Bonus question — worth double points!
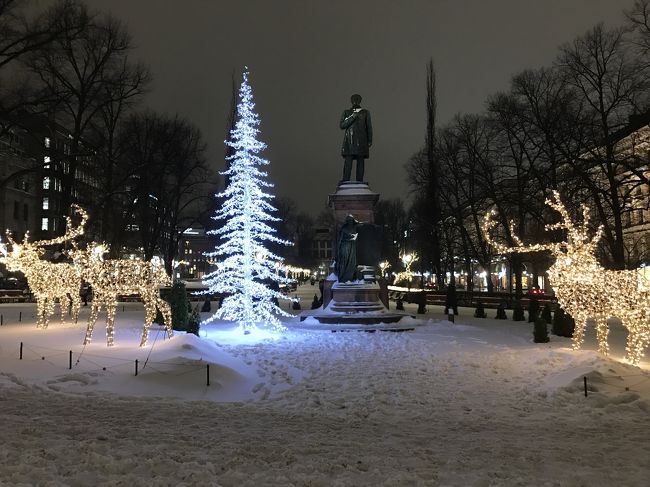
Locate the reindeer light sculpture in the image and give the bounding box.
[69,240,173,347]
[1,206,87,329]
[483,191,650,365]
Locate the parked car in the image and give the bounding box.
[527,287,551,297]
[280,280,298,293]
[2,277,21,289]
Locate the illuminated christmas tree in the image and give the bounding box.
[202,68,291,333]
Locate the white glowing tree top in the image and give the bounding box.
[202,68,291,332]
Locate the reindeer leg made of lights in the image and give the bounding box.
[69,290,81,324]
[624,318,647,365]
[139,296,158,347]
[595,315,610,356]
[624,325,641,365]
[84,297,102,345]
[157,296,173,339]
[570,311,589,351]
[43,296,55,330]
[35,295,46,329]
[105,296,118,347]
[59,294,70,322]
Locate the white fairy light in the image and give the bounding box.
[483,191,650,365]
[2,206,88,329]
[202,68,292,333]
[69,235,173,346]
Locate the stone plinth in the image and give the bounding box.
[328,181,379,226]
[300,281,413,324]
[328,282,385,313]
[299,179,410,325]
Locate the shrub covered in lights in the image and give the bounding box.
[484,191,650,365]
[202,68,292,333]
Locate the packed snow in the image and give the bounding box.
[0,285,649,486]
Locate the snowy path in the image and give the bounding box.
[0,295,649,485]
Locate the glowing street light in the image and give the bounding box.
[378,260,390,278]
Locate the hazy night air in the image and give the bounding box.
[87,0,633,215]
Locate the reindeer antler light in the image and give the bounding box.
[31,205,88,248]
[483,192,650,365]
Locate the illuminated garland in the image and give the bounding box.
[1,205,88,329]
[70,243,173,347]
[483,191,650,365]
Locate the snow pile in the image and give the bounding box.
[0,295,649,485]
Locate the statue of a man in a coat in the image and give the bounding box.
[340,94,372,182]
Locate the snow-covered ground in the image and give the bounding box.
[1,286,649,486]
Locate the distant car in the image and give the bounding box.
[3,277,20,289]
[280,280,298,293]
[527,288,548,297]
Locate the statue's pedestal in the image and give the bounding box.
[328,282,385,313]
[300,281,412,324]
[298,180,411,325]
[328,181,379,226]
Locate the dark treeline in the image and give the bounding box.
[405,1,650,295]
[0,0,216,273]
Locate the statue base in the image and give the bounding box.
[328,181,379,226]
[300,281,413,324]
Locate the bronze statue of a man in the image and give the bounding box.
[340,94,372,182]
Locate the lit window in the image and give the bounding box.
[42,197,49,210]
[43,177,50,190]
[41,218,48,231]
[44,137,50,148]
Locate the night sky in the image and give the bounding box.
[85,0,633,216]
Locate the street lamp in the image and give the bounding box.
[378,260,390,279]
[400,252,418,291]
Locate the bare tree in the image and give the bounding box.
[0,0,86,123]
[0,0,87,192]
[118,111,213,271]
[558,23,649,268]
[25,5,139,231]
[92,57,150,241]
[374,198,408,270]
[424,59,443,287]
[626,0,650,61]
